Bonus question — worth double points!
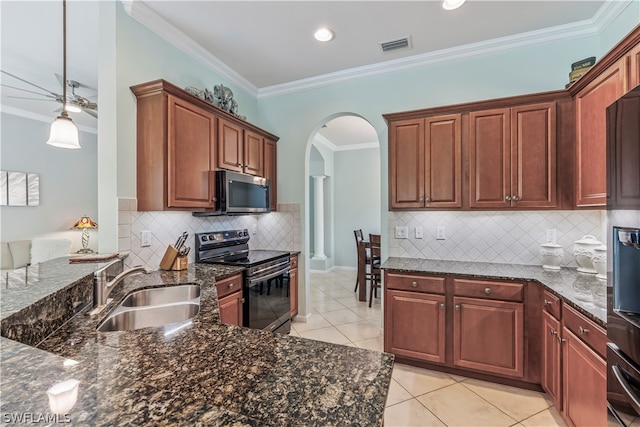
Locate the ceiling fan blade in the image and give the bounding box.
[1,70,60,97]
[82,108,98,118]
[1,83,59,99]
[7,95,57,102]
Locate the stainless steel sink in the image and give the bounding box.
[97,302,200,332]
[120,285,200,307]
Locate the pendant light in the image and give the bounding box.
[46,0,80,149]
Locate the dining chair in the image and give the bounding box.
[353,229,370,292]
[368,233,381,307]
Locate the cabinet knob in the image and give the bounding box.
[484,287,492,295]
[512,195,520,202]
[549,328,557,336]
[505,195,512,201]
[578,326,590,335]
[543,299,551,306]
[425,197,431,203]
[419,197,424,202]
[440,303,446,310]
[411,281,418,288]
[557,336,566,343]
[228,283,234,288]
[212,197,217,202]
[455,304,461,311]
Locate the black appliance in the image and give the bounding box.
[193,170,270,216]
[195,229,291,334]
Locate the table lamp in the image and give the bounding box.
[71,215,97,254]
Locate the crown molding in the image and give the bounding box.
[1,105,98,135]
[314,133,378,152]
[121,0,631,101]
[120,0,259,98]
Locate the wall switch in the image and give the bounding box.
[140,230,152,247]
[415,227,424,239]
[436,227,446,240]
[546,229,557,244]
[395,226,409,239]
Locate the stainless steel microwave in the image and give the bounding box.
[194,170,270,216]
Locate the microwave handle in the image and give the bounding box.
[612,364,640,415]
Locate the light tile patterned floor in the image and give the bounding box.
[291,269,569,427]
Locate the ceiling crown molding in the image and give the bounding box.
[120,0,259,98]
[314,133,379,152]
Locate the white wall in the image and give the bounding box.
[0,113,98,251]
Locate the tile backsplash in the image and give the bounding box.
[118,198,300,268]
[389,210,605,268]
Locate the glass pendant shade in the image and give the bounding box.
[46,114,80,149]
[442,0,466,10]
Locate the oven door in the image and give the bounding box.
[608,343,640,421]
[244,265,291,333]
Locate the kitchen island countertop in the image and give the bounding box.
[1,261,393,426]
[381,257,607,326]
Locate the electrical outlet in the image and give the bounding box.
[395,226,409,239]
[436,227,446,240]
[252,224,258,235]
[415,227,424,239]
[546,229,557,243]
[140,230,152,247]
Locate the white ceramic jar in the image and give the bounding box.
[591,245,607,281]
[540,243,563,270]
[573,235,602,274]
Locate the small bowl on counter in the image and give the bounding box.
[540,243,563,271]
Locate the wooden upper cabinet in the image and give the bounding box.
[217,118,244,173]
[244,130,265,177]
[388,115,461,209]
[264,138,278,211]
[167,96,216,209]
[628,43,640,89]
[469,108,511,208]
[469,103,557,209]
[575,58,627,207]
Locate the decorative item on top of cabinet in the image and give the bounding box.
[289,255,298,318]
[468,102,557,209]
[387,114,462,209]
[216,274,243,326]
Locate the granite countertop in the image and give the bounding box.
[381,257,607,326]
[1,262,393,426]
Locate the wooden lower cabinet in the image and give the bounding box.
[562,327,607,427]
[385,289,446,363]
[541,310,562,409]
[289,255,299,318]
[453,296,524,378]
[218,291,243,326]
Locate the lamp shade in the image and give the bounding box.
[46,115,80,149]
[71,216,98,229]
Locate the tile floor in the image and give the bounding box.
[290,269,570,427]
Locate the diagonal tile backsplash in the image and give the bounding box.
[118,198,300,268]
[389,210,605,268]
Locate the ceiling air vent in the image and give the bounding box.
[380,36,412,53]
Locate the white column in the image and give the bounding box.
[312,175,327,260]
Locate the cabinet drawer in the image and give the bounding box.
[562,304,607,358]
[542,290,561,320]
[453,279,524,302]
[290,255,298,269]
[385,273,445,294]
[215,273,243,299]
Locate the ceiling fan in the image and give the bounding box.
[1,69,98,118]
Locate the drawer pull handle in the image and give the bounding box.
[411,281,418,288]
[578,326,589,335]
[484,287,492,295]
[455,304,460,311]
[557,336,566,343]
[543,299,551,306]
[549,329,557,336]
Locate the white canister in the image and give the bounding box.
[591,245,607,281]
[573,235,602,274]
[540,243,563,270]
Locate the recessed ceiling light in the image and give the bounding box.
[442,0,466,10]
[314,27,334,42]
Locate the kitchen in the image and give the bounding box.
[2,1,640,426]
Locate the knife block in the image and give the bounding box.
[159,245,179,270]
[170,256,188,271]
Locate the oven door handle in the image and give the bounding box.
[247,267,290,286]
[612,364,640,415]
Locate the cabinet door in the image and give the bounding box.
[219,291,243,326]
[575,59,627,207]
[453,296,524,378]
[217,118,244,172]
[468,109,511,208]
[167,95,216,208]
[425,114,462,208]
[628,43,640,89]
[608,92,640,208]
[384,289,446,363]
[541,311,562,410]
[289,266,298,318]
[244,130,264,176]
[264,138,278,211]
[389,119,425,209]
[511,102,557,208]
[562,327,607,427]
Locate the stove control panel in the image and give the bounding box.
[195,229,250,248]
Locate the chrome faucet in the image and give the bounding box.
[93,263,154,307]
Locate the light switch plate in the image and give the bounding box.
[252,224,258,235]
[546,229,557,243]
[415,227,424,239]
[395,226,409,239]
[436,227,446,240]
[140,230,152,247]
